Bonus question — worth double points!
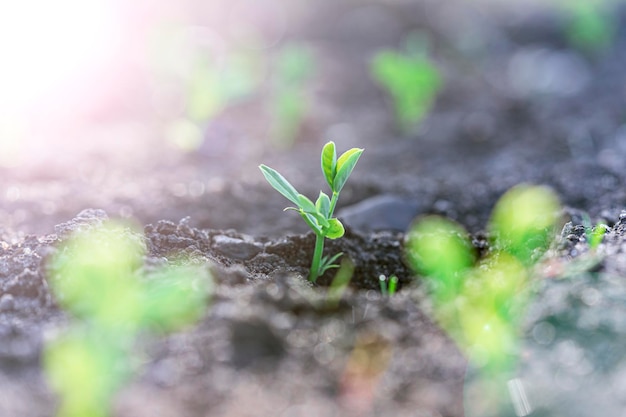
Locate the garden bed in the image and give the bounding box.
[2,1,626,416]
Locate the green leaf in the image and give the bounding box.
[297,194,317,214]
[405,216,474,303]
[333,148,363,193]
[297,194,329,228]
[320,252,343,275]
[316,192,331,218]
[321,141,337,190]
[324,218,345,239]
[259,164,300,206]
[489,185,560,265]
[300,211,323,234]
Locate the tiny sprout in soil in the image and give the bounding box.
[379,274,399,296]
[370,33,442,133]
[260,141,363,282]
[581,212,609,250]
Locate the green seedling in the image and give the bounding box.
[581,212,608,250]
[561,0,617,53]
[150,25,263,151]
[260,141,363,282]
[270,44,315,149]
[166,49,262,152]
[45,222,210,417]
[187,50,261,123]
[370,37,442,132]
[379,274,399,296]
[587,224,608,249]
[489,185,561,266]
[406,185,561,414]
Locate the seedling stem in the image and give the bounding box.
[260,141,363,282]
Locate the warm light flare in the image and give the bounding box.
[0,0,120,114]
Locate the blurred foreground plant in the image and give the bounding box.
[561,0,617,54]
[370,33,442,133]
[260,141,363,282]
[405,185,560,415]
[45,222,211,417]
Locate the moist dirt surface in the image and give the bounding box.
[2,1,626,416]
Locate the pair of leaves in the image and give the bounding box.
[259,163,344,238]
[319,252,344,275]
[259,141,362,239]
[321,141,364,194]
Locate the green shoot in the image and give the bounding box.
[45,222,210,417]
[370,37,442,132]
[581,212,608,250]
[561,0,616,53]
[588,225,608,249]
[489,185,561,266]
[379,274,399,296]
[260,141,363,282]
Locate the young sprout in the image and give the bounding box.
[370,34,442,133]
[260,141,363,282]
[379,274,399,296]
[45,222,211,417]
[581,212,608,250]
[489,185,561,266]
[562,1,616,53]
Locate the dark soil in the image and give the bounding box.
[3,1,626,416]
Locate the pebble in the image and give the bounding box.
[212,235,263,260]
[0,294,14,311]
[338,194,421,232]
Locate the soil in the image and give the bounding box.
[2,1,626,416]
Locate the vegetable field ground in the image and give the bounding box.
[2,1,626,416]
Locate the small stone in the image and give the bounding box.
[338,195,421,232]
[0,294,14,311]
[211,264,249,285]
[212,235,263,260]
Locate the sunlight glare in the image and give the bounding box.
[0,0,120,114]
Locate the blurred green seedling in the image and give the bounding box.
[167,49,262,151]
[406,185,560,414]
[587,223,609,249]
[45,331,128,417]
[187,50,262,123]
[405,185,560,370]
[45,222,211,417]
[260,141,363,282]
[561,0,617,53]
[326,257,355,308]
[370,35,442,133]
[150,25,263,151]
[489,185,561,266]
[270,44,315,149]
[581,212,609,250]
